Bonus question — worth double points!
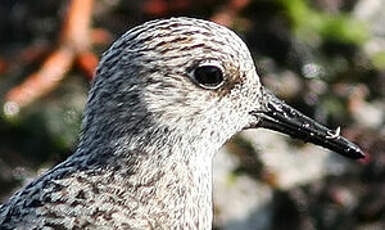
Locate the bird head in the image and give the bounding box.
[84,17,364,159]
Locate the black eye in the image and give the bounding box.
[193,65,224,89]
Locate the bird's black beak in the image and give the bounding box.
[250,89,365,159]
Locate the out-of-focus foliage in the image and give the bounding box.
[280,0,368,44]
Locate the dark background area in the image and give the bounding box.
[0,0,384,229]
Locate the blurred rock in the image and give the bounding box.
[354,0,385,70]
[214,148,273,230]
[242,129,349,189]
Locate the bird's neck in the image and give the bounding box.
[130,150,214,229]
[70,126,218,228]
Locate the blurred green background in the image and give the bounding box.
[0,0,384,229]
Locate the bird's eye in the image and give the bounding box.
[193,65,224,89]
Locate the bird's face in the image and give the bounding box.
[119,18,264,149]
[92,17,364,159]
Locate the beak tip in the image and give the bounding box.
[356,149,366,159]
[346,145,366,160]
[358,152,370,164]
